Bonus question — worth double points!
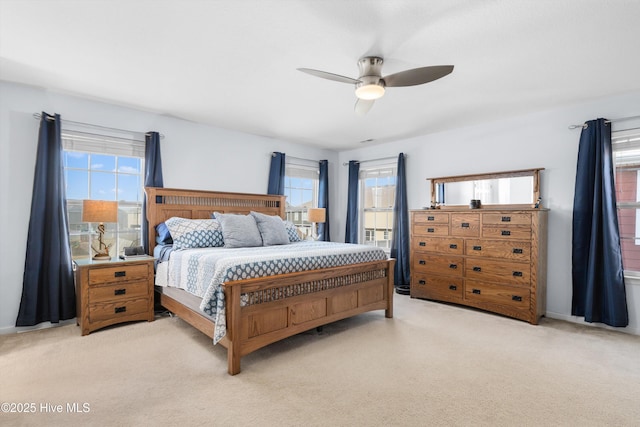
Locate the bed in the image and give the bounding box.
[146,187,395,375]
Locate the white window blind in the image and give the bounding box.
[62,130,145,158]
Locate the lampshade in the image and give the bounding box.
[308,208,326,223]
[355,83,385,100]
[82,200,118,223]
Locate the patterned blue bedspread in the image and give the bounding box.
[164,241,388,343]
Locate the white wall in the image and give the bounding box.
[0,81,337,333]
[336,91,640,335]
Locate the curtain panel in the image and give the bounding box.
[391,153,410,291]
[345,160,360,243]
[142,132,164,254]
[16,112,76,326]
[268,152,286,195]
[318,160,331,241]
[572,118,628,327]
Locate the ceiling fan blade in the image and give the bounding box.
[297,68,360,84]
[383,65,454,87]
[354,99,375,115]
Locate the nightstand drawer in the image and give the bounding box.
[88,264,149,285]
[88,280,149,303]
[89,297,149,322]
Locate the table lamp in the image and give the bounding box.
[82,200,118,260]
[307,208,326,240]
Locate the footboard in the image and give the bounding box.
[224,259,394,375]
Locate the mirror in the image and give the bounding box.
[429,168,543,208]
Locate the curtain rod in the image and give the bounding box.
[568,114,640,130]
[271,152,320,163]
[33,113,165,139]
[342,155,404,166]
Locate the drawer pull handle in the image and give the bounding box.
[513,271,523,277]
[449,244,458,249]
[114,289,126,296]
[419,260,426,265]
[419,280,426,285]
[449,264,458,269]
[501,216,511,222]
[114,271,126,278]
[473,245,482,251]
[427,228,435,233]
[473,266,482,272]
[449,285,457,291]
[427,216,435,221]
[472,289,481,295]
[461,223,470,228]
[513,248,523,254]
[512,295,523,302]
[501,230,511,236]
[114,306,127,314]
[419,242,426,247]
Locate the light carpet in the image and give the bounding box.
[1,295,639,427]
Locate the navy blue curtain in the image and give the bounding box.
[391,153,410,291]
[142,132,164,254]
[318,160,331,241]
[572,118,628,327]
[345,160,360,243]
[268,152,286,195]
[16,112,75,326]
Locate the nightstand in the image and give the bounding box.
[74,256,155,335]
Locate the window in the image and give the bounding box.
[63,131,145,260]
[613,128,640,274]
[360,165,396,252]
[284,163,319,237]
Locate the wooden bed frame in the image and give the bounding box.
[146,187,395,375]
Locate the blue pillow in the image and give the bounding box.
[284,221,302,242]
[156,221,173,244]
[164,217,225,250]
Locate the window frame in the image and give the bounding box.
[359,163,397,253]
[283,162,319,238]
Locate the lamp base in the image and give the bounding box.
[92,252,111,260]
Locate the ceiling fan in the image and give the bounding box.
[297,57,454,115]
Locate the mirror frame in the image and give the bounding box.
[428,168,544,209]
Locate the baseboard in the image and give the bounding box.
[545,311,640,336]
[0,318,77,335]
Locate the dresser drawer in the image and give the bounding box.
[89,297,149,322]
[413,211,449,224]
[88,280,149,303]
[413,254,464,277]
[482,226,531,240]
[465,280,530,310]
[465,239,531,261]
[412,273,463,301]
[451,213,480,237]
[465,258,530,285]
[88,264,149,285]
[482,213,531,226]
[412,237,463,255]
[413,224,450,236]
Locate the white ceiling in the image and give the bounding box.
[1,0,639,150]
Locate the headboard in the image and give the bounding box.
[145,187,286,253]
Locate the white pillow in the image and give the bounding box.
[250,211,289,246]
[213,212,263,248]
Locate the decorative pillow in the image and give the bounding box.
[250,211,289,246]
[214,212,263,248]
[164,217,224,250]
[284,220,302,242]
[155,221,173,244]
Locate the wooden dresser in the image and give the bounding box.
[75,256,155,335]
[410,208,548,324]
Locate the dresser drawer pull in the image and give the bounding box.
[449,264,458,269]
[419,280,426,285]
[501,230,511,236]
[427,228,435,233]
[449,244,458,249]
[472,289,481,295]
[419,242,426,246]
[512,271,523,277]
[461,223,470,228]
[501,216,511,222]
[513,248,523,254]
[114,271,126,278]
[473,245,482,251]
[448,285,457,291]
[473,266,482,272]
[419,260,426,265]
[114,289,126,296]
[114,306,127,314]
[512,295,523,302]
[427,216,435,221]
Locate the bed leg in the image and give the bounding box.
[226,283,242,375]
[386,259,395,318]
[228,349,241,375]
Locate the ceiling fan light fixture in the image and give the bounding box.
[355,83,385,100]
